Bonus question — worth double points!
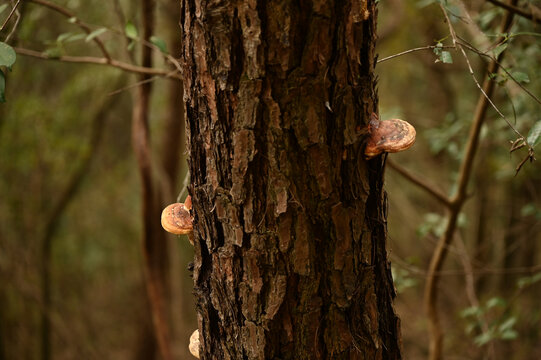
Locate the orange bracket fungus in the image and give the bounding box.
[161,195,193,243]
[364,113,416,159]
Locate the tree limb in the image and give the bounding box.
[387,159,452,208]
[28,0,111,60]
[486,0,541,25]
[13,47,180,79]
[424,3,518,360]
[0,0,21,32]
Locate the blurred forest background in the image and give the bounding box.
[0,0,540,359]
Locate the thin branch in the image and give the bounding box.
[107,75,164,96]
[377,45,455,64]
[3,0,22,42]
[30,0,184,75]
[458,38,541,106]
[379,39,541,107]
[0,0,21,32]
[13,47,181,79]
[387,160,452,208]
[28,0,111,61]
[424,3,519,360]
[455,38,526,142]
[486,0,541,25]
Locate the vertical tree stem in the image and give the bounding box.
[424,2,518,359]
[132,1,172,360]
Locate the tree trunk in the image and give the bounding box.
[181,1,402,358]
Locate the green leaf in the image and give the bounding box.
[127,40,135,52]
[492,42,508,58]
[85,28,108,42]
[0,69,5,103]
[0,4,9,15]
[66,33,86,42]
[0,42,17,69]
[125,21,138,40]
[520,203,539,217]
[433,42,443,56]
[57,32,75,43]
[44,47,62,59]
[150,35,168,53]
[440,51,453,63]
[511,71,530,84]
[486,297,506,309]
[500,329,518,340]
[517,272,541,289]
[478,8,502,29]
[526,120,541,147]
[417,0,439,8]
[460,306,481,318]
[56,32,86,43]
[498,317,517,332]
[68,16,77,23]
[474,331,494,346]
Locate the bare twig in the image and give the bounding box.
[387,159,452,208]
[457,38,541,106]
[3,0,22,42]
[0,0,21,32]
[379,39,541,107]
[455,38,526,142]
[486,0,541,25]
[107,75,162,96]
[13,47,180,79]
[424,3,519,360]
[377,45,455,64]
[28,0,111,60]
[38,0,184,77]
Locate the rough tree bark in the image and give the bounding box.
[181,0,401,358]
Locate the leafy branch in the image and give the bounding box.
[413,2,523,360]
[1,0,184,102]
[13,47,180,78]
[375,1,540,358]
[28,0,112,60]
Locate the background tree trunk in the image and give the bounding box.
[181,0,402,358]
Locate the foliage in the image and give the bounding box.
[433,42,453,64]
[0,0,540,358]
[391,266,419,293]
[460,297,519,346]
[380,0,541,358]
[0,41,16,102]
[527,120,541,148]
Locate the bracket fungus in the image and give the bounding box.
[189,329,200,359]
[364,113,416,159]
[161,195,193,243]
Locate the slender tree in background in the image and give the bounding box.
[181,0,402,358]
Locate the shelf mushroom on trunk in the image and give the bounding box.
[364,113,416,159]
[161,195,194,244]
[189,329,200,359]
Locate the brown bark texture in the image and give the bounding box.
[181,0,401,359]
